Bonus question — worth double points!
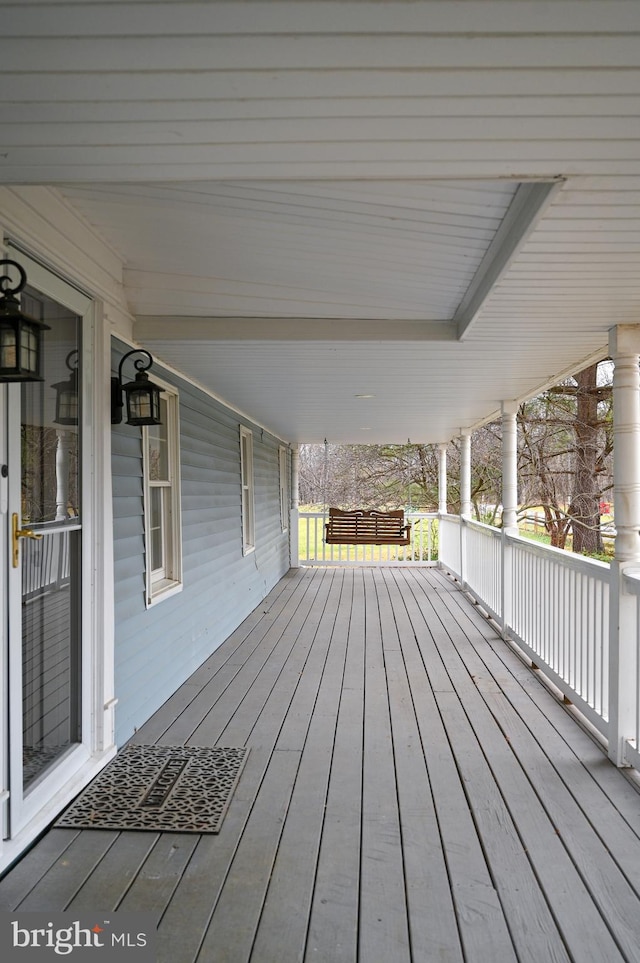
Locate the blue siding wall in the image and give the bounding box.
[111,341,291,745]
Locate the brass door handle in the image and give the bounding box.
[12,512,43,568]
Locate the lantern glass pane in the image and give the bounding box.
[20,324,38,374]
[0,326,17,369]
[57,385,79,424]
[128,388,151,422]
[125,378,162,426]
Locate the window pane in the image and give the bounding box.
[149,487,164,574]
[19,285,83,788]
[20,291,81,524]
[240,429,255,552]
[241,434,249,486]
[144,389,181,602]
[147,399,169,482]
[22,530,82,787]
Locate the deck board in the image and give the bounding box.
[65,831,160,913]
[3,566,640,962]
[250,570,350,962]
[389,574,518,962]
[360,571,412,963]
[304,570,363,963]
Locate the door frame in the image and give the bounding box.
[1,246,116,865]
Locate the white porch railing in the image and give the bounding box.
[439,514,611,740]
[22,526,72,601]
[298,512,438,566]
[509,538,609,735]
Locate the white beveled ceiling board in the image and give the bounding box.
[60,179,517,322]
[138,330,610,446]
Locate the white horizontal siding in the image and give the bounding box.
[7,116,640,148]
[3,95,640,125]
[5,70,640,109]
[3,34,640,73]
[5,1,640,36]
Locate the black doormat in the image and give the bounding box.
[55,745,248,833]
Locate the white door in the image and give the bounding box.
[1,254,94,838]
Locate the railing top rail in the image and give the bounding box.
[463,518,502,537]
[506,530,610,576]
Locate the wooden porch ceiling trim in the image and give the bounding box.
[133,180,560,346]
[454,179,564,340]
[133,317,459,343]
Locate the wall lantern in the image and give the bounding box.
[0,259,50,382]
[111,349,163,427]
[52,350,79,426]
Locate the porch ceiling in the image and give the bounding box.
[2,1,640,444]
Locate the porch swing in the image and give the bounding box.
[324,506,412,545]
[321,441,412,546]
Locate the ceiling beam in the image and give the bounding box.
[454,179,564,341]
[134,317,458,342]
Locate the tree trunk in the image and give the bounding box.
[569,364,603,554]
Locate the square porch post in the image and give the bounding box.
[438,442,448,515]
[438,442,456,574]
[290,444,300,568]
[501,402,519,639]
[608,326,640,765]
[460,430,472,588]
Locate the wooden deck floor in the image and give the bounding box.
[3,566,640,962]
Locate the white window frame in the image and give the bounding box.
[279,445,289,533]
[143,382,182,606]
[240,425,255,555]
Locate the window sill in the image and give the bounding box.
[146,578,183,608]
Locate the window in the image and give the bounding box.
[143,387,182,605]
[240,426,255,554]
[279,446,289,532]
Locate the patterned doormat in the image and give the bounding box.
[55,745,248,833]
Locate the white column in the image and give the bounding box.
[500,402,519,640]
[608,325,640,764]
[610,327,640,563]
[55,430,72,521]
[438,443,448,515]
[460,430,472,517]
[501,402,519,533]
[459,431,471,589]
[290,444,300,568]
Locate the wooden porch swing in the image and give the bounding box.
[324,507,412,546]
[320,441,412,546]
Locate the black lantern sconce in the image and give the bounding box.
[111,349,163,427]
[52,350,79,426]
[0,259,50,382]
